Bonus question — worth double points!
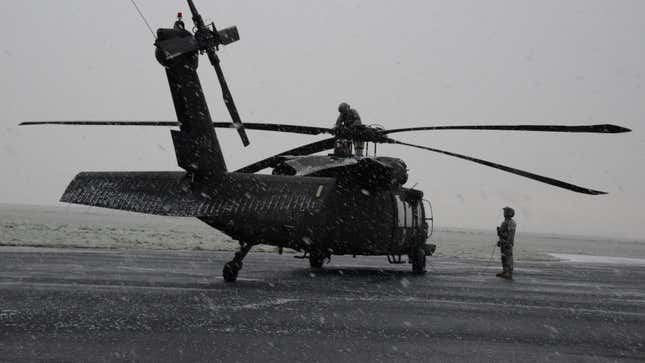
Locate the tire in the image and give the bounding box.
[309,252,324,269]
[223,262,239,283]
[411,247,426,275]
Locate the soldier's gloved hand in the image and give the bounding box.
[497,241,501,247]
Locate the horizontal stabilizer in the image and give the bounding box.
[60,171,337,219]
[61,172,204,216]
[217,26,240,45]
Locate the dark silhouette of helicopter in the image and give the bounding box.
[21,1,631,282]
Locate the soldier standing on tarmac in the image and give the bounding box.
[496,207,516,279]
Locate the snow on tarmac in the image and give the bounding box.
[549,253,645,266]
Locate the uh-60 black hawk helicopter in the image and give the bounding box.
[21,0,631,282]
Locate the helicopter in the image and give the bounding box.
[20,0,631,282]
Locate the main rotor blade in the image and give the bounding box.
[20,121,332,136]
[383,124,631,135]
[213,122,333,135]
[207,51,250,147]
[385,137,607,195]
[19,121,179,126]
[236,138,336,174]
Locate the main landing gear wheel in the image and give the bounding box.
[411,247,426,275]
[309,252,325,269]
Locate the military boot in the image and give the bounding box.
[496,271,505,277]
[501,271,513,279]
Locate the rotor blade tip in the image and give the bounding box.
[604,124,631,133]
[239,131,250,147]
[584,189,608,195]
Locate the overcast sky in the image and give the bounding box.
[1,0,643,239]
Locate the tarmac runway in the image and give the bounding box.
[1,247,644,362]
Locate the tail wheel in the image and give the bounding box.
[411,247,426,274]
[223,261,240,283]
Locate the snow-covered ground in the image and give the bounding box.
[0,204,239,251]
[2,204,644,261]
[548,253,645,266]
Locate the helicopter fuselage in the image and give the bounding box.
[197,156,432,258]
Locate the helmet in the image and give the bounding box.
[503,207,515,218]
[338,102,350,113]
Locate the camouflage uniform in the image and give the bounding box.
[496,207,516,279]
[335,103,364,157]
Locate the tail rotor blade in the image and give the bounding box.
[207,51,249,146]
[384,137,607,195]
[181,0,249,146]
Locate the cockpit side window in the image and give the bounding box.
[405,201,413,228]
[395,195,405,227]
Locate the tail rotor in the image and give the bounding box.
[155,0,249,146]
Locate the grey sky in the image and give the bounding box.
[1,1,643,239]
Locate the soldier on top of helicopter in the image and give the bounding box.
[174,12,185,30]
[335,102,365,157]
[336,102,361,128]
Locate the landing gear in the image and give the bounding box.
[222,242,254,283]
[309,250,325,268]
[223,261,240,282]
[410,246,426,274]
